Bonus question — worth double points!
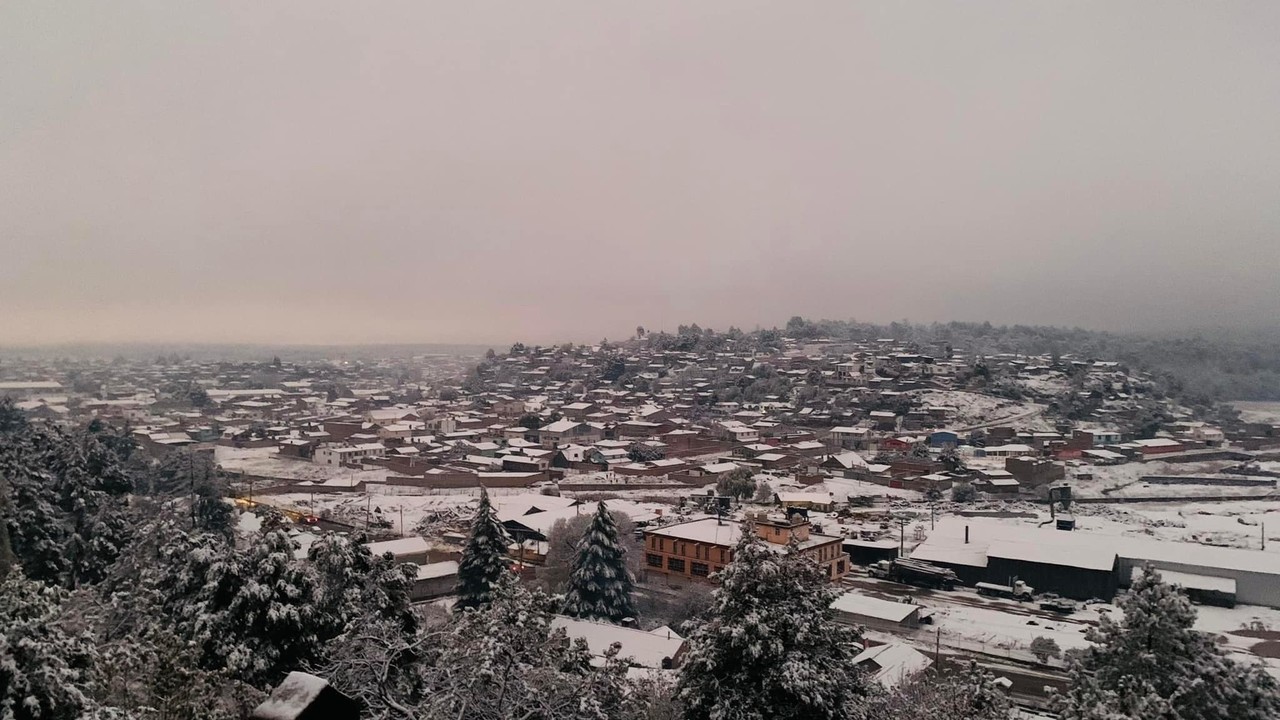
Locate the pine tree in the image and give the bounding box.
[677,524,870,720]
[1059,566,1280,720]
[308,533,417,635]
[0,571,97,720]
[455,488,512,612]
[185,528,326,688]
[423,572,637,720]
[1,418,133,588]
[562,502,636,623]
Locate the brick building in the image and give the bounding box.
[641,514,847,586]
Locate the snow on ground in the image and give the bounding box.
[1064,458,1259,497]
[931,601,1094,655]
[216,445,389,484]
[1069,502,1280,556]
[1013,374,1071,400]
[1232,401,1280,425]
[824,476,923,501]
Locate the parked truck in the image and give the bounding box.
[868,558,959,590]
[976,580,1035,601]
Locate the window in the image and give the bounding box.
[646,554,663,568]
[691,562,709,577]
[667,558,685,573]
[719,549,727,563]
[837,560,847,575]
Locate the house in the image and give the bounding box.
[977,443,1036,458]
[927,430,959,448]
[313,442,386,466]
[1005,457,1065,488]
[642,514,847,586]
[1074,429,1122,447]
[1126,437,1185,457]
[539,420,602,449]
[829,426,868,449]
[410,561,458,600]
[552,616,686,669]
[1081,448,1127,465]
[868,411,898,431]
[973,476,1020,495]
[718,422,760,444]
[852,643,933,688]
[364,537,432,565]
[774,491,836,512]
[822,451,870,477]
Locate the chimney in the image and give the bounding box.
[965,525,970,544]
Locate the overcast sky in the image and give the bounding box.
[2,2,1278,346]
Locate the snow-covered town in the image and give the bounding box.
[3,321,1280,718]
[6,2,1280,718]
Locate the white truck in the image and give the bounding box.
[975,580,1034,601]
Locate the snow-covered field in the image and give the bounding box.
[1232,401,1280,425]
[1065,458,1270,498]
[911,390,1053,432]
[216,445,390,484]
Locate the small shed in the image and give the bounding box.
[251,672,360,720]
[830,592,921,632]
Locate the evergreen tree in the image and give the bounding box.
[192,479,235,539]
[308,533,417,635]
[562,502,637,623]
[1059,567,1280,720]
[422,573,637,720]
[0,571,97,720]
[1,419,133,588]
[185,528,326,688]
[677,525,869,720]
[455,488,512,612]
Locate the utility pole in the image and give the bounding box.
[893,513,913,557]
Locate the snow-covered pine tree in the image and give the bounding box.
[0,413,134,589]
[308,533,418,635]
[424,572,637,720]
[455,487,512,612]
[677,523,870,720]
[0,570,97,720]
[185,527,326,688]
[561,501,636,623]
[1058,566,1280,720]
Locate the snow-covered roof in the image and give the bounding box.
[416,560,459,580]
[541,419,582,433]
[252,672,332,720]
[552,616,685,669]
[364,537,430,558]
[831,592,920,622]
[852,643,932,687]
[646,518,838,552]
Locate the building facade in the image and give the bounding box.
[641,515,848,586]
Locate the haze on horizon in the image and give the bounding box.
[2,2,1278,348]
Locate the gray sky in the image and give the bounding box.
[2,2,1278,346]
